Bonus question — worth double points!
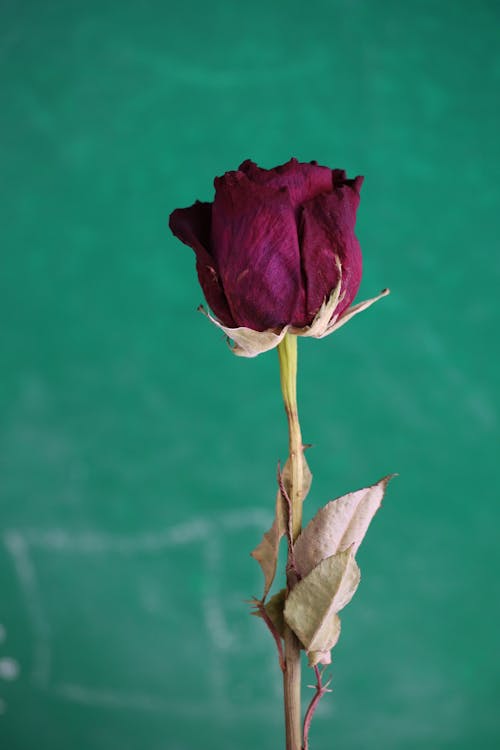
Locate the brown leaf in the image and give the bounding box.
[251,454,312,599]
[264,588,287,637]
[294,475,393,578]
[284,549,359,666]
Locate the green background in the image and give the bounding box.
[1,1,499,748]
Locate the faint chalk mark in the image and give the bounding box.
[202,534,235,651]
[54,682,279,720]
[201,534,232,713]
[15,510,269,552]
[120,46,329,89]
[16,518,212,554]
[3,531,51,688]
[0,658,19,681]
[3,508,272,715]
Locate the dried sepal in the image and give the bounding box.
[316,288,390,339]
[198,273,389,357]
[294,475,394,578]
[199,305,289,357]
[284,548,360,666]
[289,262,343,338]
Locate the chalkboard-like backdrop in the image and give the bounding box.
[1,2,499,749]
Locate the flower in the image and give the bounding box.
[169,158,388,356]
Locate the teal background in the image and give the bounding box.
[1,1,499,748]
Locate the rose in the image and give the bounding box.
[169,158,388,356]
[170,159,361,329]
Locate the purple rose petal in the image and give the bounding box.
[211,170,305,330]
[169,201,236,327]
[298,178,363,323]
[239,158,332,213]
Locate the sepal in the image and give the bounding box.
[199,261,389,357]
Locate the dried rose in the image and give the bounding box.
[169,158,388,356]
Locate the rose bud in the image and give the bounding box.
[169,158,388,357]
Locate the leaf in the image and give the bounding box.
[251,454,313,599]
[250,472,287,600]
[284,549,360,665]
[253,588,338,666]
[307,648,340,667]
[294,475,393,578]
[263,588,287,637]
[251,588,287,637]
[253,587,335,662]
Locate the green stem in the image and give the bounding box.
[277,333,304,750]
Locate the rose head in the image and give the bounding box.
[169,158,388,356]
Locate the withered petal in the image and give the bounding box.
[211,171,305,330]
[169,201,236,327]
[238,158,333,213]
[298,180,363,325]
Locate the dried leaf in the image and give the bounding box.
[308,644,337,667]
[263,588,287,637]
[294,475,393,578]
[250,473,287,600]
[284,549,360,664]
[251,455,313,599]
[253,587,338,666]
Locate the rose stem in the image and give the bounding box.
[277,333,304,750]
